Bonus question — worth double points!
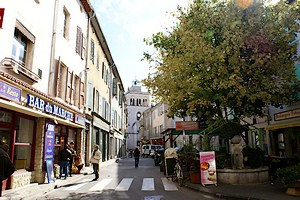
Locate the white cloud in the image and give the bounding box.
[90,0,189,89]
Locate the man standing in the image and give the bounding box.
[68,142,76,177]
[59,145,71,179]
[90,144,101,181]
[0,141,15,197]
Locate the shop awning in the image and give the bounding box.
[0,99,85,129]
[265,120,300,130]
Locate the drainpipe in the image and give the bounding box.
[84,11,96,166]
[48,0,59,96]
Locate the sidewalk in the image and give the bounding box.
[184,181,300,200]
[1,166,93,200]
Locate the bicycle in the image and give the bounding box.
[172,158,184,187]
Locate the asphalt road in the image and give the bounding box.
[39,157,222,200]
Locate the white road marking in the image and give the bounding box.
[142,178,155,191]
[161,177,178,191]
[115,178,134,191]
[89,178,113,191]
[65,182,87,191]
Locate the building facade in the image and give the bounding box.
[0,0,126,192]
[125,81,150,150]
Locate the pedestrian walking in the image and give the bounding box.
[68,141,76,177]
[133,147,140,168]
[59,145,72,179]
[90,144,101,181]
[0,141,15,197]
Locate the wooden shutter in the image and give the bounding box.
[75,26,82,55]
[66,69,73,103]
[55,57,61,97]
[79,81,85,109]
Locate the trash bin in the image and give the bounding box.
[164,148,178,177]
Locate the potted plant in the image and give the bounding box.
[189,159,201,184]
[276,164,300,196]
[177,143,201,184]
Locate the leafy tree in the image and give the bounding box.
[142,0,300,127]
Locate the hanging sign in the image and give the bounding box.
[200,151,217,186]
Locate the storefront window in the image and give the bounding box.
[14,116,34,170]
[16,117,33,143]
[14,146,32,170]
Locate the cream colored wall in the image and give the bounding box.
[86,23,110,117]
[0,0,55,93]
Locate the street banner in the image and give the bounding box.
[0,8,4,28]
[44,123,56,183]
[200,151,217,186]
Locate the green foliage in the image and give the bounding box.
[216,147,231,169]
[276,164,300,185]
[142,0,300,123]
[242,146,265,168]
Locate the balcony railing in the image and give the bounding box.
[0,57,40,82]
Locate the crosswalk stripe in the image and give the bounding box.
[115,178,133,191]
[89,178,113,191]
[64,179,92,191]
[65,182,87,191]
[142,178,155,191]
[161,178,178,191]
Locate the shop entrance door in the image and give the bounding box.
[0,128,11,191]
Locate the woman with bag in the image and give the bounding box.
[90,144,101,181]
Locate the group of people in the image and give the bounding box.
[0,141,15,197]
[58,142,77,179]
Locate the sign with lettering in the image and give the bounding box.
[200,151,217,186]
[44,123,55,162]
[0,8,4,28]
[75,114,85,126]
[0,80,21,102]
[176,121,199,130]
[27,94,74,121]
[44,123,56,183]
[275,109,300,121]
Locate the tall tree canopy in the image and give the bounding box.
[142,0,300,125]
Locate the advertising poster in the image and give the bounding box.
[200,151,217,186]
[44,123,56,183]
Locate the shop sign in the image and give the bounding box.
[176,121,199,130]
[27,94,73,120]
[275,108,300,121]
[200,151,217,186]
[75,114,85,126]
[44,123,56,183]
[0,8,4,28]
[0,80,21,102]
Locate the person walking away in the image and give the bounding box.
[68,142,76,177]
[133,147,140,168]
[59,145,72,179]
[90,144,101,181]
[0,141,15,197]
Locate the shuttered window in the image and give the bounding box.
[75,26,82,56]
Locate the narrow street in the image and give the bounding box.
[39,157,218,200]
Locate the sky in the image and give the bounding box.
[89,0,190,91]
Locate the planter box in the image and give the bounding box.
[189,172,201,184]
[286,182,300,196]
